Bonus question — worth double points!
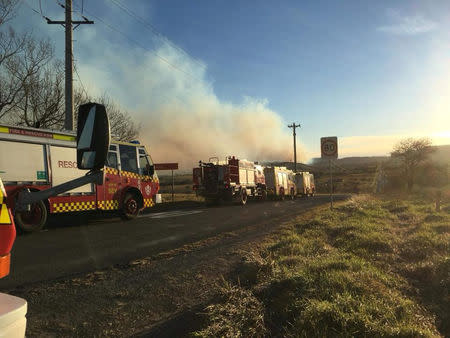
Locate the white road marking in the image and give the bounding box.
[139,210,204,219]
[136,235,180,248]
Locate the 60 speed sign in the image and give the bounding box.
[321,137,338,159]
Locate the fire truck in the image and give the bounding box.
[193,156,267,205]
[295,171,316,197]
[264,166,296,200]
[0,123,160,232]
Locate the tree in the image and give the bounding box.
[73,91,140,141]
[0,0,19,25]
[391,137,434,192]
[14,60,65,129]
[0,2,53,120]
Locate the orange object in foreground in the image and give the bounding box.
[0,177,15,279]
[0,254,10,279]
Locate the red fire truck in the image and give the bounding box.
[193,156,267,205]
[0,124,160,232]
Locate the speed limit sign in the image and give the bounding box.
[321,137,338,159]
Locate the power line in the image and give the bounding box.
[24,0,197,108]
[71,2,202,82]
[21,0,43,16]
[107,0,206,70]
[73,55,88,98]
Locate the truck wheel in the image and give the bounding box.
[239,189,247,206]
[121,193,140,220]
[290,189,295,200]
[261,190,267,201]
[279,189,285,201]
[15,200,48,233]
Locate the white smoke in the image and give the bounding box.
[78,37,302,168]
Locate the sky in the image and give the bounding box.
[10,0,450,165]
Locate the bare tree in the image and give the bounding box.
[0,0,19,25]
[0,31,53,120]
[391,137,434,192]
[73,90,140,141]
[14,60,65,129]
[97,94,140,141]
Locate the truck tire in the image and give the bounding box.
[239,189,247,206]
[15,200,48,233]
[290,188,295,200]
[279,188,285,201]
[261,190,267,201]
[121,192,140,220]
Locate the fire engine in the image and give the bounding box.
[264,166,297,200]
[193,156,267,205]
[0,123,160,232]
[295,171,316,197]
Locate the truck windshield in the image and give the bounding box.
[119,145,138,173]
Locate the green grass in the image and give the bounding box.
[194,195,449,337]
[160,193,204,203]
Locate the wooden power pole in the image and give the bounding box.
[46,0,93,131]
[288,123,301,172]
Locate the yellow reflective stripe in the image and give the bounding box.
[52,201,96,213]
[0,204,12,224]
[0,126,9,134]
[53,134,76,141]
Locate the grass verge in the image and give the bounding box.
[194,195,449,337]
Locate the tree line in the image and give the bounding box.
[0,0,140,141]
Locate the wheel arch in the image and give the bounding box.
[120,186,144,209]
[7,186,50,214]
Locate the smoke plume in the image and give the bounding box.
[79,39,301,169]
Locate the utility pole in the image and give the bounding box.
[46,0,93,131]
[288,123,301,172]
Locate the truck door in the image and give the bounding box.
[99,144,121,211]
[138,147,155,208]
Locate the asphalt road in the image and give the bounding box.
[0,195,348,289]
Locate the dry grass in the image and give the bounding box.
[195,194,449,337]
[160,193,204,203]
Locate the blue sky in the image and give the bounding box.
[12,0,450,164]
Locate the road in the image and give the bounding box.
[0,195,347,289]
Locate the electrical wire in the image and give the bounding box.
[73,55,88,98]
[23,0,201,107]
[107,0,205,70]
[71,2,202,82]
[21,0,42,16]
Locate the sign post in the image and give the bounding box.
[321,137,338,210]
[154,163,179,203]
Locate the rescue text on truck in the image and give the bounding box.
[0,105,159,232]
[16,103,110,212]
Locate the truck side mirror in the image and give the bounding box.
[146,164,155,176]
[76,103,110,170]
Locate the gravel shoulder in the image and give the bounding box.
[6,199,337,337]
